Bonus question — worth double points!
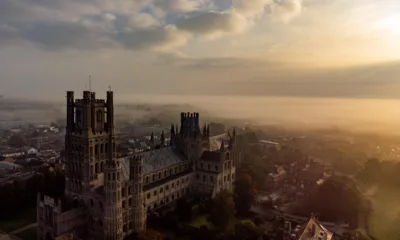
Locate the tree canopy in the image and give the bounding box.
[234,173,257,216]
[293,176,365,224]
[0,169,65,221]
[357,158,382,183]
[209,189,235,231]
[340,230,373,240]
[137,229,163,240]
[234,220,259,240]
[175,198,193,221]
[7,134,27,148]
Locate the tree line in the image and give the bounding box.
[173,172,258,240]
[0,168,65,220]
[290,175,368,227]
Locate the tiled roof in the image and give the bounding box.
[0,161,21,170]
[120,146,186,181]
[294,216,333,240]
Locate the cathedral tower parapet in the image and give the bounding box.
[65,90,115,195]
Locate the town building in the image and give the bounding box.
[37,90,242,240]
[291,215,333,240]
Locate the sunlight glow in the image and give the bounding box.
[377,14,400,35]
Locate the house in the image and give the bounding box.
[0,147,26,158]
[0,161,22,172]
[26,147,38,155]
[292,215,333,240]
[267,166,286,189]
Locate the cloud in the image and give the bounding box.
[233,0,271,18]
[20,21,115,51]
[154,0,200,13]
[176,12,247,38]
[0,24,20,46]
[266,0,303,22]
[0,0,304,51]
[115,25,189,51]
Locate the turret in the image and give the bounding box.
[106,91,114,134]
[104,159,123,239]
[150,132,154,147]
[129,156,146,232]
[160,131,165,146]
[66,91,75,132]
[170,125,175,146]
[220,140,225,152]
[103,90,123,240]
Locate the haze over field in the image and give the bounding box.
[2,95,400,136]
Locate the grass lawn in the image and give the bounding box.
[14,226,37,240]
[0,208,36,233]
[189,214,210,228]
[189,214,255,232]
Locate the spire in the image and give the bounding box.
[233,128,236,137]
[203,123,207,135]
[170,124,175,135]
[206,124,210,136]
[150,132,154,145]
[196,125,200,138]
[160,131,165,146]
[220,140,225,152]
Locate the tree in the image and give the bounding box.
[7,134,27,147]
[234,220,258,240]
[137,229,163,240]
[209,189,235,231]
[175,198,192,221]
[341,230,372,240]
[294,176,365,225]
[234,174,257,216]
[357,158,382,183]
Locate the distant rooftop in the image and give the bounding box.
[209,133,230,151]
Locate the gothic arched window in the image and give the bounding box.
[96,110,103,125]
[75,110,82,126]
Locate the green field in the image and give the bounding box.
[15,227,37,240]
[0,208,36,233]
[189,214,210,228]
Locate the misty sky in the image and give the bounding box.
[1,0,400,100]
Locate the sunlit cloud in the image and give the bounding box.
[1,0,400,99]
[0,0,305,51]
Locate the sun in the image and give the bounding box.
[377,14,400,35]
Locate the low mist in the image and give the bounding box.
[2,94,400,136]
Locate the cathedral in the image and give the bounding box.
[36,90,242,240]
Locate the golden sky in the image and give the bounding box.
[0,0,400,98]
